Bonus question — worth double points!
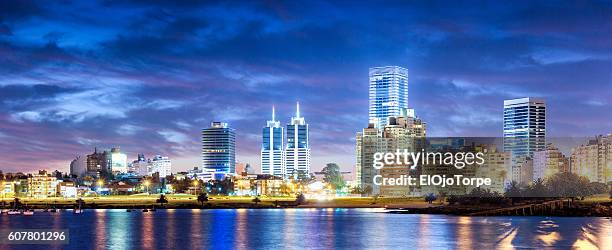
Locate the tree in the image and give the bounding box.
[546,172,590,199]
[526,178,547,197]
[197,193,209,207]
[295,193,306,205]
[252,196,261,205]
[156,194,168,207]
[424,193,437,204]
[321,163,345,190]
[504,181,522,204]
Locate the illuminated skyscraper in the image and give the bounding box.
[202,122,236,179]
[369,66,409,128]
[503,97,546,183]
[261,106,285,177]
[285,102,310,177]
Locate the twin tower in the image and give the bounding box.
[261,102,310,179]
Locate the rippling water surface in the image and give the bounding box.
[1,208,610,249]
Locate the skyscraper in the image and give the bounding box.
[261,106,285,177]
[369,66,409,128]
[285,102,310,177]
[503,97,546,183]
[202,122,236,179]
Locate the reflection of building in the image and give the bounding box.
[368,66,409,128]
[571,135,611,183]
[533,143,569,181]
[108,147,128,173]
[69,155,87,177]
[27,171,59,198]
[202,122,236,179]
[262,107,285,177]
[285,103,310,177]
[356,109,426,195]
[503,97,546,183]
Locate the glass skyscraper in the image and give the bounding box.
[503,97,546,183]
[202,121,236,179]
[261,106,285,177]
[369,66,409,128]
[285,102,310,177]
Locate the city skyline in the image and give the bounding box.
[1,1,611,173]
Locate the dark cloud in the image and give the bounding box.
[0,0,610,173]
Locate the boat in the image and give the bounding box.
[7,210,20,215]
[142,208,149,212]
[22,210,34,216]
[126,208,132,212]
[1,209,8,214]
[50,208,57,213]
[73,209,83,214]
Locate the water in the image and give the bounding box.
[1,209,610,249]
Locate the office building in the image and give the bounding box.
[503,97,546,183]
[202,122,236,179]
[261,106,286,177]
[285,102,311,178]
[368,66,409,128]
[86,148,108,177]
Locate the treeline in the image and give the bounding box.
[445,172,609,206]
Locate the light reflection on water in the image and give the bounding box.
[1,209,611,249]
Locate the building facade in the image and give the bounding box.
[261,107,285,177]
[368,66,409,129]
[533,143,569,181]
[503,97,546,183]
[202,122,236,179]
[69,155,87,177]
[108,147,128,173]
[285,102,310,178]
[571,135,611,183]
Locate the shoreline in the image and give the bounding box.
[3,196,610,217]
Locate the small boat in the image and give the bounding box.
[73,209,83,214]
[7,210,20,215]
[126,208,132,212]
[22,210,34,216]
[1,209,8,214]
[142,209,149,212]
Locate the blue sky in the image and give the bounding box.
[0,1,611,174]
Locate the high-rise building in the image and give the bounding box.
[571,135,611,183]
[202,122,236,179]
[503,97,546,183]
[368,66,409,128]
[533,143,569,181]
[86,148,108,177]
[108,147,128,173]
[150,155,172,178]
[69,155,87,177]
[285,102,310,177]
[261,106,285,177]
[356,109,426,195]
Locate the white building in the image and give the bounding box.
[150,155,172,178]
[285,102,311,178]
[261,106,286,177]
[109,147,128,173]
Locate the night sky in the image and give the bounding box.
[1,1,611,174]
